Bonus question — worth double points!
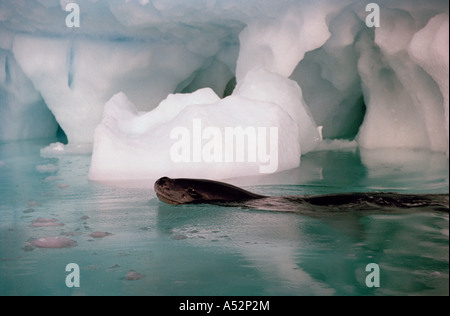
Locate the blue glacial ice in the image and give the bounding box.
[0,0,448,180]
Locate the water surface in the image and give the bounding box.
[0,139,448,295]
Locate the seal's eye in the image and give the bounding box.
[186,187,202,199]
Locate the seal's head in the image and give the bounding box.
[154,177,264,205]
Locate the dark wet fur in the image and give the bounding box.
[247,193,448,213]
[155,177,449,213]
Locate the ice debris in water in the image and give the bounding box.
[36,164,59,173]
[29,218,64,227]
[27,236,77,249]
[40,142,93,157]
[125,270,145,281]
[89,231,112,238]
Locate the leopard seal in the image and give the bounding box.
[154,176,263,205]
[154,177,449,213]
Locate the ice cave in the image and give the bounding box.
[0,0,448,180]
[0,0,449,297]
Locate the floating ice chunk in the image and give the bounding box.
[44,142,65,152]
[27,201,42,207]
[125,270,144,280]
[430,271,441,277]
[28,236,77,248]
[89,231,112,238]
[30,218,64,227]
[36,164,59,173]
[40,142,93,157]
[89,91,299,181]
[60,232,82,236]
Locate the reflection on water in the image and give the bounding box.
[0,139,448,295]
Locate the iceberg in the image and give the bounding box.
[0,0,448,180]
[88,89,301,180]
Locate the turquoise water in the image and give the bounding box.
[0,138,448,296]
